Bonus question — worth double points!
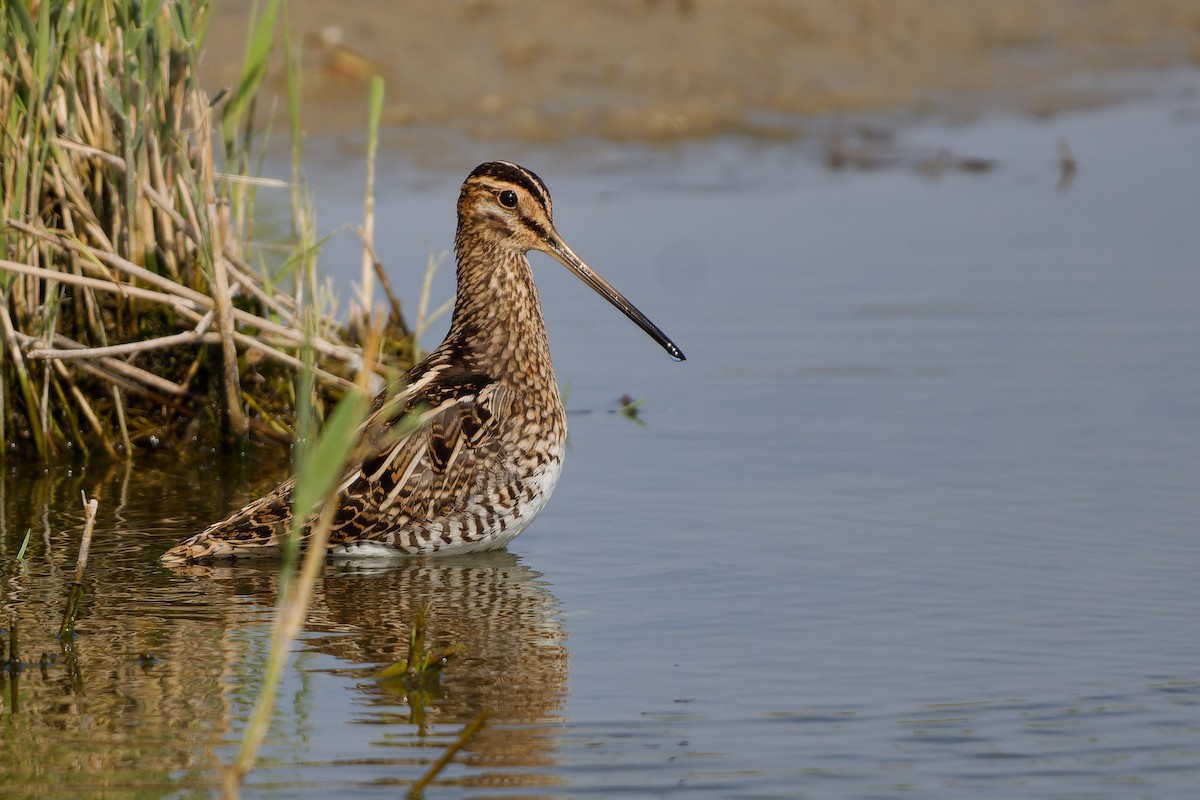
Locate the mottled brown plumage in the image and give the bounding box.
[160,161,683,563]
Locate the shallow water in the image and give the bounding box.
[3,84,1200,797]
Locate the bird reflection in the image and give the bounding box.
[175,552,568,775]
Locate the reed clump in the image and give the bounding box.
[0,0,408,462]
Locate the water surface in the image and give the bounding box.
[3,86,1200,797]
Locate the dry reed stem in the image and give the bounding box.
[7,219,212,305]
[354,228,410,337]
[1,258,202,313]
[10,330,188,398]
[0,297,50,457]
[26,311,217,360]
[221,250,298,319]
[59,494,99,639]
[4,223,374,369]
[193,92,248,438]
[73,494,98,583]
[27,332,221,360]
[1,258,358,391]
[112,384,132,455]
[57,347,291,446]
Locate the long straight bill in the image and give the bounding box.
[545,236,686,362]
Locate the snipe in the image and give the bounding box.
[160,161,684,562]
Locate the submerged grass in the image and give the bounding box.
[0,0,411,462]
[376,602,463,732]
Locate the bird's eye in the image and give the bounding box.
[498,190,518,208]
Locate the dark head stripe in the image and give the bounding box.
[467,161,552,214]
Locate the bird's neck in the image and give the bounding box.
[446,241,556,385]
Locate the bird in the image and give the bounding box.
[160,161,684,563]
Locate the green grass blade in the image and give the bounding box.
[15,528,32,561]
[221,0,279,153]
[288,389,369,540]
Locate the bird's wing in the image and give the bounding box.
[159,377,514,562]
[326,379,516,548]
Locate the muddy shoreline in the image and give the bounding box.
[202,0,1200,155]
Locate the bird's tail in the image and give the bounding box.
[159,483,295,563]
